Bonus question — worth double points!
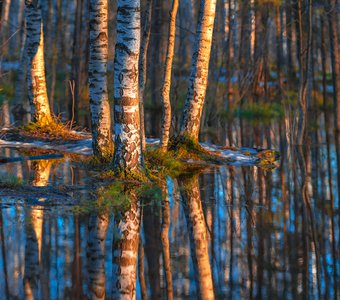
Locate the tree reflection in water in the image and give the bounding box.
[0,133,339,299]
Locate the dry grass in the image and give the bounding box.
[1,120,88,142]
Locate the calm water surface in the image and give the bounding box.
[0,122,339,299]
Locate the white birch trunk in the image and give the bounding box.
[179,0,217,142]
[25,0,53,124]
[160,0,179,150]
[113,0,142,172]
[89,0,114,159]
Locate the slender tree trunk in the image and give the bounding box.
[25,0,53,124]
[87,213,109,300]
[326,0,340,131]
[285,0,295,80]
[0,0,10,55]
[69,0,83,123]
[113,0,142,173]
[112,198,141,299]
[179,0,217,142]
[296,0,312,144]
[138,0,153,151]
[0,1,3,29]
[149,0,167,138]
[49,0,62,111]
[89,0,114,159]
[160,0,179,150]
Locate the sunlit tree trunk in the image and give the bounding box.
[179,175,215,299]
[113,0,142,173]
[326,0,340,131]
[160,0,179,150]
[138,0,153,151]
[87,213,109,300]
[179,0,217,142]
[89,0,114,159]
[25,0,53,124]
[112,198,141,299]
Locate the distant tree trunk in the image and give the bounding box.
[149,0,168,138]
[0,1,3,28]
[112,198,140,299]
[69,0,83,123]
[179,0,217,143]
[326,0,340,131]
[285,0,295,80]
[139,0,153,151]
[238,0,252,81]
[0,0,10,55]
[87,214,109,300]
[296,0,312,144]
[89,0,114,159]
[252,0,264,98]
[160,0,179,150]
[275,4,284,92]
[25,0,53,125]
[179,175,215,299]
[49,0,62,110]
[113,0,142,173]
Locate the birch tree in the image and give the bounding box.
[160,0,179,151]
[89,0,114,159]
[25,0,53,125]
[179,0,217,143]
[113,0,142,173]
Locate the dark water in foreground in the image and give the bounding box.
[0,129,339,299]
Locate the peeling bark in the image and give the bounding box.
[179,0,217,142]
[112,198,141,300]
[160,0,179,150]
[89,0,114,159]
[113,0,142,172]
[25,0,53,124]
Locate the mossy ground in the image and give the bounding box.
[1,120,88,142]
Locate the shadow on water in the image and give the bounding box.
[0,121,339,299]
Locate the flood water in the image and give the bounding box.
[0,117,339,299]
